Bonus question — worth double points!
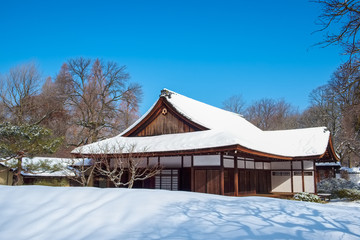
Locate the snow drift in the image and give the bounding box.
[0,186,359,240]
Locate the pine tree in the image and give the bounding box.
[0,123,63,185]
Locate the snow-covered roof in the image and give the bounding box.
[120,88,262,137]
[4,157,81,177]
[73,89,333,159]
[22,157,75,177]
[340,167,360,173]
[316,162,341,167]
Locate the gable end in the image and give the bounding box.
[123,97,208,137]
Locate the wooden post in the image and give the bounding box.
[158,156,161,188]
[313,160,317,193]
[301,160,305,192]
[290,161,293,193]
[191,155,194,192]
[220,153,225,195]
[234,155,239,196]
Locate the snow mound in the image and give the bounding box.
[0,186,359,240]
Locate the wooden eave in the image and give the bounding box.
[121,96,208,137]
[317,135,340,162]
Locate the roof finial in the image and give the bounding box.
[160,89,172,99]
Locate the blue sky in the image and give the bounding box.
[0,0,343,114]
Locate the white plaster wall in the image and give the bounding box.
[303,160,314,170]
[271,162,291,170]
[149,157,158,167]
[292,161,302,170]
[246,161,254,169]
[304,172,315,193]
[264,162,271,170]
[194,155,220,166]
[238,160,245,169]
[293,173,303,192]
[135,157,148,168]
[160,156,182,167]
[183,156,192,167]
[224,159,234,168]
[271,171,292,192]
[255,162,263,169]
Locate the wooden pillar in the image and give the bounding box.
[220,153,225,195]
[191,155,194,192]
[290,161,294,193]
[234,155,239,196]
[180,156,184,190]
[313,160,317,193]
[301,160,305,192]
[158,156,161,188]
[6,169,10,185]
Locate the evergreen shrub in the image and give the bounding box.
[293,192,322,203]
[335,189,360,201]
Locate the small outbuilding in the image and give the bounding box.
[0,163,13,185]
[72,89,339,196]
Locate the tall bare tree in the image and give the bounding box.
[222,95,246,114]
[313,0,360,166]
[0,62,42,124]
[245,98,299,130]
[315,0,360,56]
[329,64,360,166]
[65,58,142,146]
[117,83,143,131]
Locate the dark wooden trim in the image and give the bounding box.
[191,155,194,192]
[313,161,317,193]
[234,155,239,196]
[290,161,293,193]
[220,153,224,195]
[301,160,305,192]
[158,156,161,187]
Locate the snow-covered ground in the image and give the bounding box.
[0,186,359,240]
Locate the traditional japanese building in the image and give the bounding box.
[72,89,339,196]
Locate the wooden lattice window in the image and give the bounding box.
[155,169,179,190]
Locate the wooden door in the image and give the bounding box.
[239,170,256,194]
[194,169,220,194]
[256,170,271,194]
[195,170,206,193]
[207,170,220,195]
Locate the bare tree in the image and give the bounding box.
[222,95,246,114]
[300,85,344,154]
[0,62,42,124]
[66,157,96,187]
[95,156,161,188]
[330,65,360,166]
[313,0,360,166]
[314,0,360,56]
[66,58,142,146]
[79,144,162,188]
[309,85,341,132]
[245,98,298,130]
